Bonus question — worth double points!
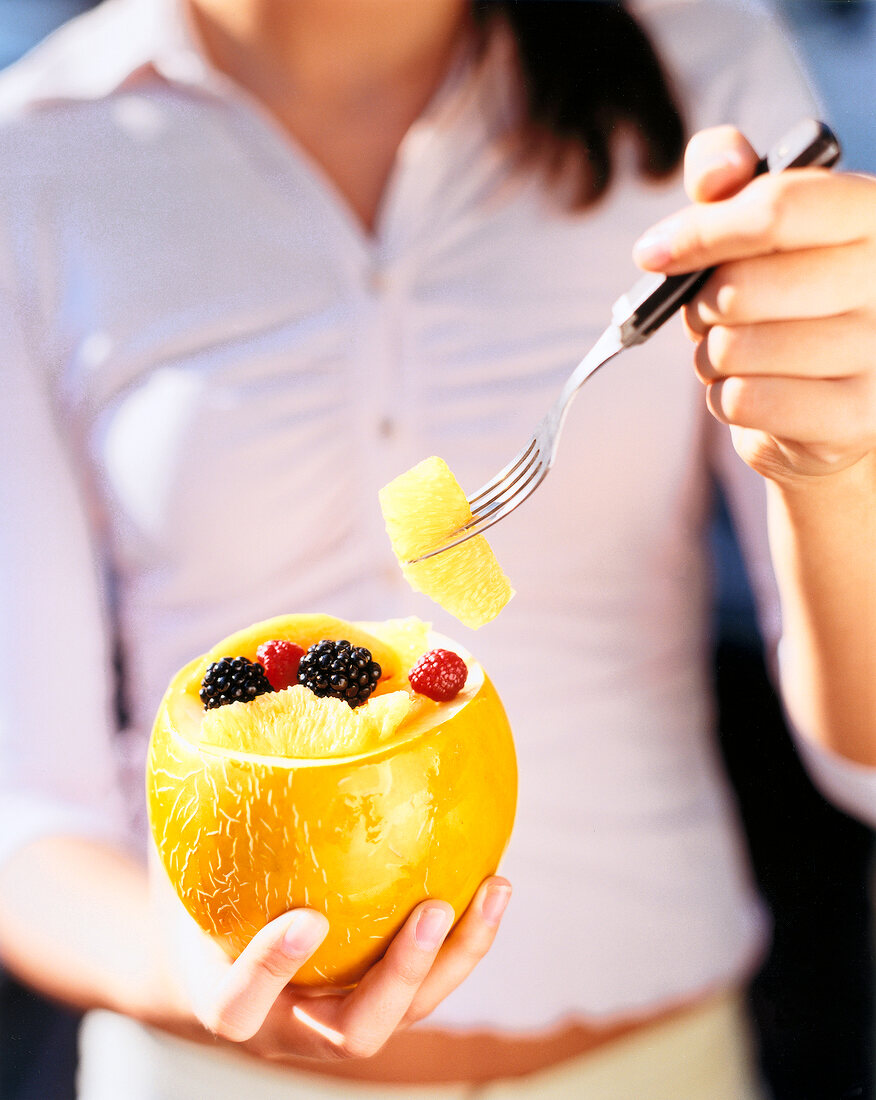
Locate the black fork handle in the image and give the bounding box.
[611,118,841,347]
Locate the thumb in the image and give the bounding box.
[684,125,760,202]
[202,909,329,1042]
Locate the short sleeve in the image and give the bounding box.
[779,637,876,826]
[0,283,130,868]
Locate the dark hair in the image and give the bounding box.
[471,0,686,208]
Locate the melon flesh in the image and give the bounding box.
[200,685,413,758]
[379,456,514,629]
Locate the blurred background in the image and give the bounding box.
[0,1,873,1098]
[0,0,97,68]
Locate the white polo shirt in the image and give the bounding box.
[1,0,873,1039]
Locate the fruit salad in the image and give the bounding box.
[146,614,516,986]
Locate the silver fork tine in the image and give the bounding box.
[467,437,540,516]
[469,452,549,530]
[461,443,544,530]
[410,448,548,563]
[467,436,539,511]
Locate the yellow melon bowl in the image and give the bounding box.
[146,613,516,988]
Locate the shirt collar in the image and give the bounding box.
[3,0,221,111]
[4,0,511,211]
[9,0,509,144]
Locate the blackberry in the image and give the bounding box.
[200,656,274,710]
[298,638,381,707]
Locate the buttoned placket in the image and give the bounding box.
[121,0,495,590]
[148,16,485,576]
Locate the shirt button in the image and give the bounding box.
[365,267,388,294]
[377,416,396,439]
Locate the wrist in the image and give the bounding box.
[766,447,875,767]
[767,447,876,504]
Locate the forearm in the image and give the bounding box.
[769,451,876,767]
[0,835,192,1033]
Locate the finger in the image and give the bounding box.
[402,877,511,1025]
[332,901,453,1058]
[634,170,876,274]
[203,909,328,1042]
[684,241,875,334]
[693,314,873,383]
[684,126,759,202]
[705,373,876,450]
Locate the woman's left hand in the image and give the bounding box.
[633,124,876,484]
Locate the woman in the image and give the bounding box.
[0,1,874,1097]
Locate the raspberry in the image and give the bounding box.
[298,639,382,708]
[200,656,274,710]
[408,649,468,702]
[256,639,305,691]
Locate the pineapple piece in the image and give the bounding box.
[379,457,514,629]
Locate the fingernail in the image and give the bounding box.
[481,884,511,926]
[701,148,747,176]
[715,147,749,172]
[282,911,326,956]
[633,221,678,267]
[415,906,451,950]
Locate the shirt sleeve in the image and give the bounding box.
[0,283,131,870]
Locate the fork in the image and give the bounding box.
[410,119,840,563]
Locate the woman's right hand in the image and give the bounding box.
[161,874,511,1062]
